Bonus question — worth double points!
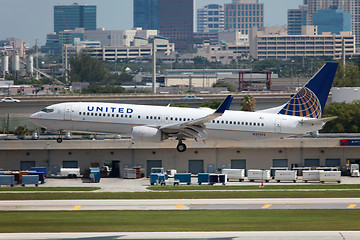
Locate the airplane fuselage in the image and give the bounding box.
[30,102,324,142]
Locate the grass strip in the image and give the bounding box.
[148,184,360,191]
[0,187,100,192]
[1,190,360,200]
[0,209,359,232]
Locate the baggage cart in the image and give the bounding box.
[150,173,168,185]
[270,167,288,178]
[320,171,341,183]
[209,174,227,185]
[247,170,271,182]
[21,175,39,187]
[221,169,245,182]
[174,173,191,185]
[30,167,47,177]
[0,175,14,187]
[197,173,209,185]
[274,170,297,183]
[303,170,323,182]
[123,168,136,179]
[28,172,45,184]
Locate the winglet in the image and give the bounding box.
[215,95,233,113]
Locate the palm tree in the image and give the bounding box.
[241,95,256,112]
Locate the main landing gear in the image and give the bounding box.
[56,130,63,143]
[176,140,187,152]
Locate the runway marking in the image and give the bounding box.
[261,204,272,209]
[176,205,184,209]
[73,205,82,210]
[347,204,357,209]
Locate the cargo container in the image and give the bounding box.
[209,174,227,185]
[30,167,47,177]
[0,175,14,187]
[247,170,271,182]
[21,175,39,187]
[221,169,245,182]
[198,173,210,185]
[320,171,341,183]
[123,168,136,179]
[303,170,323,182]
[150,173,168,185]
[274,170,297,183]
[174,173,191,185]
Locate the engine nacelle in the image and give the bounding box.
[131,126,166,143]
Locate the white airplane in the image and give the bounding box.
[30,62,338,152]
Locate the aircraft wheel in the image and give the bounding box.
[56,137,63,143]
[177,143,187,152]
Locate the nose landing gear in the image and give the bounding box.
[56,130,63,143]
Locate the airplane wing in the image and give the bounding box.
[159,95,233,139]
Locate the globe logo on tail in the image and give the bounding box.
[278,87,322,119]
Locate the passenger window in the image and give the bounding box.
[221,121,224,124]
[175,118,178,121]
[79,112,81,115]
[87,112,89,116]
[245,122,248,125]
[125,115,127,118]
[262,123,264,126]
[150,116,153,119]
[249,122,252,126]
[108,114,110,117]
[138,116,141,119]
[230,121,232,124]
[112,114,114,117]
[226,121,228,124]
[170,117,173,120]
[95,113,97,116]
[129,115,132,118]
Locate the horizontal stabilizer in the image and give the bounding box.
[300,116,337,125]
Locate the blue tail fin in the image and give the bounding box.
[278,62,338,118]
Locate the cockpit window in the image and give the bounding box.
[41,108,54,113]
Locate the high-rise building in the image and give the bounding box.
[314,7,351,34]
[197,4,224,32]
[158,0,194,50]
[54,3,96,32]
[288,5,307,35]
[224,0,264,35]
[305,0,360,50]
[306,0,352,25]
[133,0,159,30]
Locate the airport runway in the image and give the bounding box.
[1,231,360,240]
[0,198,359,211]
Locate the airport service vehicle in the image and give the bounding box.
[29,63,338,152]
[182,95,203,100]
[221,169,245,182]
[60,167,81,178]
[1,97,20,103]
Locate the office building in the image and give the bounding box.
[249,26,355,60]
[158,0,194,50]
[83,28,158,47]
[133,0,159,30]
[288,5,307,35]
[197,4,224,32]
[54,3,96,32]
[224,0,264,35]
[314,7,351,34]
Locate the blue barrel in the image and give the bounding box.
[174,173,191,184]
[28,172,45,184]
[197,173,209,185]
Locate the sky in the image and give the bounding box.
[0,0,303,47]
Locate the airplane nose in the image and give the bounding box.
[29,112,38,119]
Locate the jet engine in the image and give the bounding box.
[131,126,167,143]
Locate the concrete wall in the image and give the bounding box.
[0,138,359,176]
